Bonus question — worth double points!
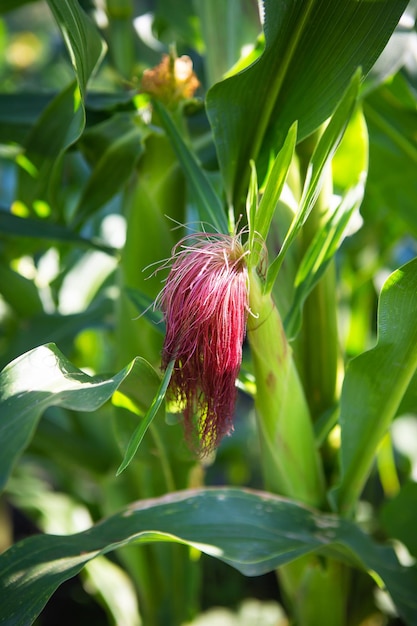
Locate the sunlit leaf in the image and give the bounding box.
[0,488,416,625]
[46,0,106,100]
[0,344,157,492]
[207,0,407,207]
[266,71,360,292]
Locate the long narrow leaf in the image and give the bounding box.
[46,0,106,99]
[116,360,175,475]
[154,100,228,234]
[249,122,297,270]
[266,71,360,292]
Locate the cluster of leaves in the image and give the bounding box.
[0,1,417,625]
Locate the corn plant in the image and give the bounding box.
[1,1,417,625]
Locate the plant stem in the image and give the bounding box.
[247,269,325,508]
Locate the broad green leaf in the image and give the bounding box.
[206,0,408,208]
[0,343,159,492]
[0,488,416,625]
[46,0,106,100]
[153,100,228,234]
[266,72,360,292]
[116,360,174,475]
[333,258,417,516]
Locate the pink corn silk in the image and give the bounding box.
[156,233,249,455]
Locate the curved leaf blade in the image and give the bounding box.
[15,1,106,212]
[334,258,417,516]
[0,488,416,625]
[46,0,106,99]
[248,121,297,268]
[0,344,159,492]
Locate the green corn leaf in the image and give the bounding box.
[0,0,37,14]
[16,82,85,213]
[248,122,297,270]
[153,100,228,234]
[284,182,365,339]
[0,487,416,625]
[333,258,417,516]
[0,344,162,492]
[266,71,360,292]
[194,0,261,87]
[116,360,174,475]
[46,0,106,100]
[206,0,407,208]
